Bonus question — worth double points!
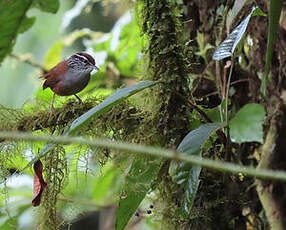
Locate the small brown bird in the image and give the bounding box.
[41,52,99,113]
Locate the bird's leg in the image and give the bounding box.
[74,94,83,104]
[49,93,56,115]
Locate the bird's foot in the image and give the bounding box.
[48,106,54,117]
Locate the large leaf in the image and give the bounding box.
[115,157,161,230]
[212,6,266,60]
[262,0,283,95]
[0,0,59,64]
[230,103,265,143]
[22,81,157,170]
[169,123,223,217]
[92,164,122,202]
[177,123,223,155]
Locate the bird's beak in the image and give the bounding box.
[92,65,99,71]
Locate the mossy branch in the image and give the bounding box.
[1,131,286,181]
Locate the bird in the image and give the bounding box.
[41,52,99,114]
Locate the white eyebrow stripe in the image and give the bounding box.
[74,54,90,63]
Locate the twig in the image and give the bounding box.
[58,195,109,208]
[188,100,227,146]
[200,78,250,99]
[10,53,47,73]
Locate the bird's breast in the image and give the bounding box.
[54,69,91,96]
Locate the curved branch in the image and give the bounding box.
[1,131,286,181]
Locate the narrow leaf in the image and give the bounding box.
[170,123,223,216]
[226,0,247,33]
[262,0,283,95]
[115,157,161,230]
[67,80,156,135]
[22,144,55,172]
[213,6,263,60]
[230,103,265,143]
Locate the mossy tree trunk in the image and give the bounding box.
[140,0,286,229]
[141,0,193,227]
[142,0,191,145]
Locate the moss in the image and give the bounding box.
[17,99,96,133]
[139,0,197,227]
[141,0,193,146]
[0,93,161,226]
[0,105,24,131]
[36,147,67,230]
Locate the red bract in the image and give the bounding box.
[32,160,47,207]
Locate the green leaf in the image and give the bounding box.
[67,81,157,135]
[115,157,161,230]
[262,0,283,95]
[0,216,18,230]
[0,201,31,230]
[170,123,223,216]
[116,190,146,230]
[0,0,59,63]
[212,6,264,60]
[177,123,223,155]
[205,107,221,123]
[22,81,157,171]
[195,32,214,63]
[92,165,121,202]
[18,17,36,34]
[229,103,265,143]
[21,144,56,172]
[32,0,59,13]
[252,7,267,17]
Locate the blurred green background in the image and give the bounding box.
[0,0,132,108]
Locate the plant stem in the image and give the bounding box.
[225,56,234,124]
[1,131,286,181]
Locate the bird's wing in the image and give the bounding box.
[42,61,68,90]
